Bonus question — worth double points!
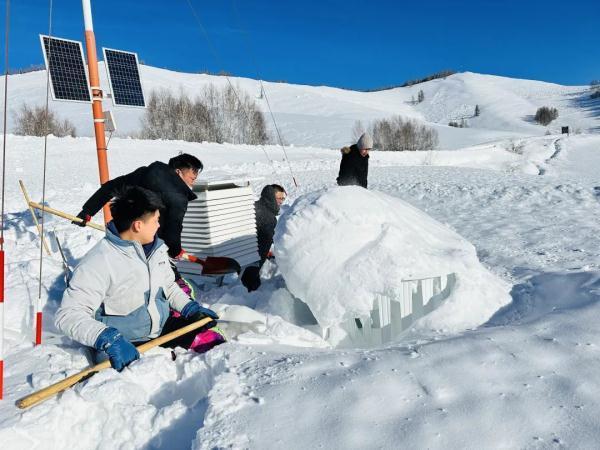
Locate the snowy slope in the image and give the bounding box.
[1,66,598,150]
[1,132,600,448]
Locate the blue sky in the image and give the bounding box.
[1,0,598,89]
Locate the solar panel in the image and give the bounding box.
[102,48,146,107]
[39,35,92,103]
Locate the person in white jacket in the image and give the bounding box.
[55,186,221,371]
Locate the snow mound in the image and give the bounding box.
[274,187,511,333]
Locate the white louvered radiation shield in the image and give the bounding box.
[177,181,260,277]
[326,273,457,347]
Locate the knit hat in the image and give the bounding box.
[356,132,373,150]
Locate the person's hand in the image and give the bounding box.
[94,327,140,372]
[72,210,92,227]
[181,301,219,323]
[175,250,203,264]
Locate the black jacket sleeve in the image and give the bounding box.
[81,166,147,215]
[159,193,188,258]
[255,207,276,265]
[337,154,353,186]
[358,161,368,188]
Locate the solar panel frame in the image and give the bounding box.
[39,35,92,103]
[102,47,146,108]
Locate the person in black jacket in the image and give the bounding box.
[241,184,286,292]
[336,132,372,188]
[73,153,203,262]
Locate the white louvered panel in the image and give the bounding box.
[183,212,256,227]
[183,237,258,254]
[422,278,434,307]
[182,227,257,247]
[333,273,457,348]
[177,182,260,275]
[182,221,257,237]
[184,205,255,220]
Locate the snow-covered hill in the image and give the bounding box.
[1,131,600,448]
[1,66,598,149]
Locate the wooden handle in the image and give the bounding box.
[28,201,105,232]
[16,316,214,409]
[18,180,52,256]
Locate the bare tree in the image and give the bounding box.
[13,104,76,137]
[203,84,268,145]
[371,116,438,151]
[417,90,425,103]
[401,70,456,87]
[534,106,558,126]
[140,84,269,145]
[139,89,214,142]
[591,81,600,99]
[475,104,480,116]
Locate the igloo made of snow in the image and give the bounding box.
[274,187,511,345]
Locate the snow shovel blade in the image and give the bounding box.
[198,256,241,275]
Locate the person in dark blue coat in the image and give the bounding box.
[241,184,287,292]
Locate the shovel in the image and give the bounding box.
[183,253,241,275]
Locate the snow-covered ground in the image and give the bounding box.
[1,127,600,448]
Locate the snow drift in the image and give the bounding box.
[274,187,511,336]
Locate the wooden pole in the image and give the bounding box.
[16,316,214,409]
[18,180,52,256]
[25,202,240,274]
[27,201,105,232]
[18,181,49,346]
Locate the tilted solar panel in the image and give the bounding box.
[103,48,146,107]
[40,35,91,103]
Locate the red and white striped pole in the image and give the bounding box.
[0,0,10,399]
[0,249,4,398]
[35,298,42,346]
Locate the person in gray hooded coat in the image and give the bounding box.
[55,187,220,371]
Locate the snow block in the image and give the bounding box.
[274,187,511,345]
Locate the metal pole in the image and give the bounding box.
[81,0,111,223]
[0,0,11,399]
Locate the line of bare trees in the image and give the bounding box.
[13,104,77,137]
[139,84,269,145]
[352,116,438,151]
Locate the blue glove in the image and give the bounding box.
[94,327,140,372]
[181,301,219,321]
